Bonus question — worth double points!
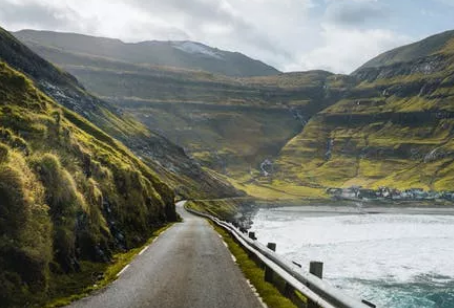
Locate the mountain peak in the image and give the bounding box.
[14,29,280,77]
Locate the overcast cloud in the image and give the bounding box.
[1,0,454,73]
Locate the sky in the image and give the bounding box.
[1,0,454,73]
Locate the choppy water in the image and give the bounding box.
[251,207,454,308]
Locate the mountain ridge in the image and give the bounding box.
[13,27,454,199]
[14,29,280,77]
[275,28,454,193]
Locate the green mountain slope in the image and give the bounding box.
[357,30,454,70]
[276,30,454,191]
[0,60,176,307]
[9,32,354,178]
[1,27,238,199]
[63,64,352,178]
[11,29,357,198]
[14,29,280,77]
[18,28,454,199]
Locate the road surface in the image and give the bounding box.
[66,201,263,308]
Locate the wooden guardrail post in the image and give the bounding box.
[264,243,276,282]
[308,261,324,308]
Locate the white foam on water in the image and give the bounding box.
[251,208,454,307]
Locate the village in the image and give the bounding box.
[326,186,454,202]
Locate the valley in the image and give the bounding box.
[1,19,454,308]
[14,29,454,201]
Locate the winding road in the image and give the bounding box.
[66,201,263,308]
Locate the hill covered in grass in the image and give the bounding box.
[16,27,454,199]
[276,30,454,192]
[11,36,352,177]
[1,27,239,200]
[0,60,177,307]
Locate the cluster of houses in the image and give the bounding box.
[326,186,454,202]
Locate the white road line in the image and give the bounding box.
[231,254,237,262]
[246,279,268,308]
[117,264,130,277]
[222,241,228,248]
[139,246,149,255]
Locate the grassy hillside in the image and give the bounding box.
[0,27,239,200]
[276,30,454,192]
[13,45,352,181]
[12,29,357,198]
[18,28,454,198]
[0,61,178,307]
[357,30,454,70]
[14,30,280,77]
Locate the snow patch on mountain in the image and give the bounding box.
[172,41,224,59]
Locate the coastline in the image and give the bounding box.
[265,205,454,216]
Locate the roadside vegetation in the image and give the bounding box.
[213,223,300,308]
[0,61,176,307]
[45,224,173,308]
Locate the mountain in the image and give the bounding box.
[356,30,454,70]
[1,28,238,200]
[11,29,356,198]
[16,28,454,199]
[0,57,177,307]
[14,30,280,77]
[0,25,244,307]
[276,30,454,191]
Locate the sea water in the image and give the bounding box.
[250,207,454,308]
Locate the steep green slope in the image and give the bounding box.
[0,61,176,307]
[12,29,358,198]
[62,65,352,179]
[1,27,238,199]
[357,30,454,70]
[276,30,454,191]
[14,30,280,77]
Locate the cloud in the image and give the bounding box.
[0,0,420,73]
[0,0,79,29]
[288,24,410,73]
[325,0,390,27]
[126,0,300,59]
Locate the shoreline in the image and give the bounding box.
[262,205,454,216]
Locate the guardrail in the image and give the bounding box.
[185,206,375,308]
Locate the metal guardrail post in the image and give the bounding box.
[265,243,276,282]
[248,231,257,240]
[308,262,324,308]
[310,261,324,279]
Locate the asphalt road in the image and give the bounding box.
[66,201,263,308]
